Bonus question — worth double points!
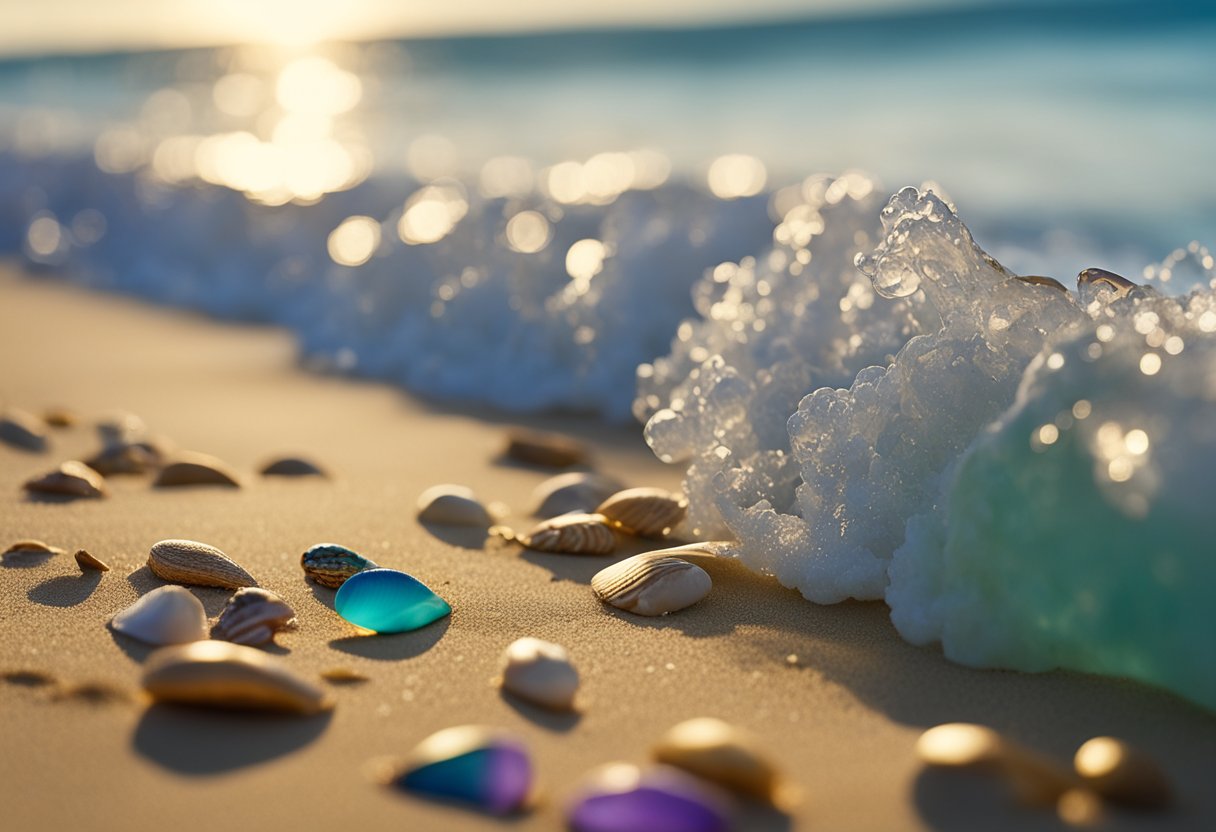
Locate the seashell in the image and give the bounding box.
[417,484,493,527]
[566,763,734,832]
[42,407,78,428]
[595,488,688,538]
[153,451,242,487]
[212,588,296,646]
[530,472,625,518]
[320,667,368,684]
[111,586,208,645]
[23,461,108,499]
[2,539,64,567]
[74,549,110,572]
[521,513,616,555]
[301,543,377,588]
[1015,274,1068,292]
[591,553,711,616]
[504,428,589,468]
[148,538,257,589]
[380,725,534,815]
[96,411,147,447]
[0,408,49,451]
[85,442,159,475]
[334,568,451,634]
[142,640,333,715]
[500,637,579,711]
[1074,737,1171,809]
[259,456,328,477]
[917,723,1078,806]
[653,717,798,808]
[1077,267,1137,301]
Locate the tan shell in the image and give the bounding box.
[917,723,1078,806]
[23,461,108,499]
[320,667,369,684]
[595,488,688,538]
[530,472,625,518]
[212,588,296,646]
[85,442,160,475]
[142,641,333,715]
[654,717,798,807]
[500,637,580,711]
[42,407,78,428]
[259,456,328,477]
[591,552,711,616]
[504,428,589,468]
[416,484,493,527]
[3,539,64,557]
[1074,737,1171,809]
[153,452,241,488]
[148,539,257,589]
[521,513,616,555]
[1015,274,1068,292]
[74,549,110,572]
[0,408,49,451]
[111,586,208,645]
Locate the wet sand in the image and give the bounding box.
[1,265,1213,831]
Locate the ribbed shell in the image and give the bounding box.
[301,543,377,588]
[23,461,108,498]
[591,553,711,616]
[212,588,297,646]
[148,539,256,589]
[522,513,616,555]
[595,488,688,538]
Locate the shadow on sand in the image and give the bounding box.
[28,570,102,606]
[329,618,450,661]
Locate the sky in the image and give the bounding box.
[0,0,997,56]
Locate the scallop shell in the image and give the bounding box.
[381,725,535,815]
[653,717,797,807]
[503,428,589,468]
[259,456,328,477]
[148,539,257,589]
[23,461,108,499]
[74,548,110,572]
[917,723,1078,806]
[142,641,333,715]
[417,484,493,527]
[111,586,208,645]
[1074,737,1171,809]
[595,488,688,538]
[153,451,241,487]
[520,513,616,555]
[530,472,625,518]
[212,588,296,646]
[301,543,377,588]
[566,763,734,832]
[591,553,711,616]
[500,637,580,711]
[0,408,49,451]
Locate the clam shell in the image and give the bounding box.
[504,428,589,468]
[591,553,711,616]
[85,442,159,475]
[212,588,296,646]
[1015,274,1068,292]
[111,586,208,645]
[301,543,377,588]
[530,472,625,518]
[917,723,1078,806]
[153,451,241,488]
[566,763,734,832]
[417,484,493,527]
[142,640,333,715]
[1074,737,1171,809]
[3,539,64,557]
[653,717,797,807]
[500,637,579,711]
[42,407,78,428]
[383,725,534,815]
[334,568,451,634]
[521,513,616,555]
[0,408,49,451]
[259,456,328,477]
[23,461,108,499]
[74,548,110,572]
[148,539,257,589]
[595,488,688,538]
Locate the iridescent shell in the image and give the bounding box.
[530,472,624,518]
[1074,737,1171,809]
[153,451,241,487]
[595,488,688,538]
[653,717,798,807]
[566,763,734,832]
[503,429,589,468]
[111,586,208,646]
[212,588,296,646]
[148,539,257,590]
[416,484,493,527]
[301,543,377,588]
[334,568,450,634]
[23,461,108,499]
[591,553,711,616]
[500,637,579,711]
[521,513,616,555]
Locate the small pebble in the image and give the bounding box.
[500,637,580,711]
[1074,737,1171,809]
[504,428,589,468]
[320,667,369,684]
[416,484,493,527]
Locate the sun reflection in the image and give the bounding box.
[479,156,534,198]
[398,184,468,245]
[276,57,362,116]
[327,216,381,266]
[505,210,551,254]
[707,153,766,199]
[566,238,607,288]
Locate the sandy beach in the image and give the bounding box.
[2,264,1213,832]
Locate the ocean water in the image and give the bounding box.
[2,0,1214,705]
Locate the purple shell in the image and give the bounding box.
[567,764,734,832]
[393,726,532,815]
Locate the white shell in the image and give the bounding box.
[111,586,208,645]
[530,472,625,518]
[522,513,616,555]
[416,484,493,527]
[591,553,711,616]
[212,588,297,646]
[500,637,580,711]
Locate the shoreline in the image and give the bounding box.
[2,267,1213,832]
